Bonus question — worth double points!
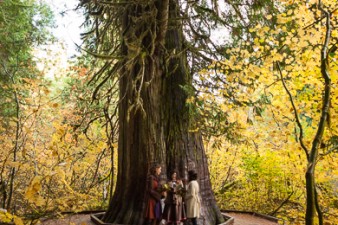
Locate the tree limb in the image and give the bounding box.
[276,62,309,160]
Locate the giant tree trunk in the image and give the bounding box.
[103,0,224,224]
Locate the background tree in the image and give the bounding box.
[0,0,53,211]
[0,1,116,222]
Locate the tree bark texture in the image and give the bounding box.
[103,0,224,224]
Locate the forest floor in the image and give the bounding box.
[39,212,280,225]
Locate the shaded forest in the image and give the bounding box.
[0,0,337,224]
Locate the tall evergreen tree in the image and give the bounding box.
[79,0,227,224]
[79,0,281,224]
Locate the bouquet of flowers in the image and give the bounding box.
[159,183,171,192]
[175,184,186,197]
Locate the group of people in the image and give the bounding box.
[145,164,201,225]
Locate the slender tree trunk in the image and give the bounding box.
[6,78,20,211]
[103,0,224,224]
[305,5,331,225]
[305,165,316,225]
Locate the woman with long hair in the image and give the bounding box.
[145,163,163,225]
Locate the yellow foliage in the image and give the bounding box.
[0,57,114,222]
[199,0,338,223]
[14,217,24,225]
[0,210,14,223]
[0,211,24,225]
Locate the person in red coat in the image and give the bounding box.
[145,163,163,225]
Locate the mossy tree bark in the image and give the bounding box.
[102,0,224,224]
